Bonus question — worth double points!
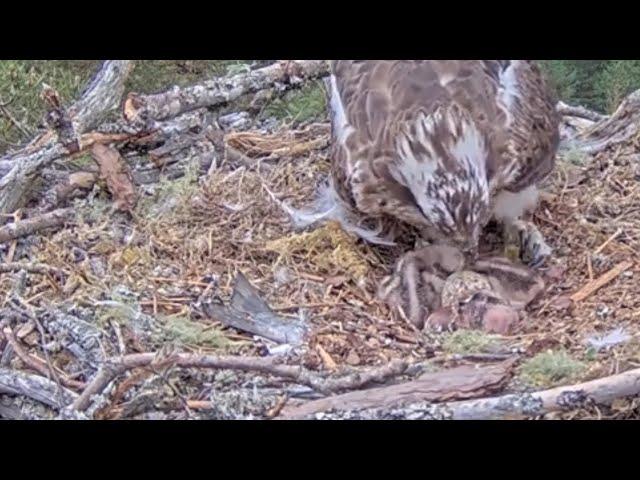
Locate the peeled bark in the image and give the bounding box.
[279,359,516,419]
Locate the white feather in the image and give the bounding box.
[492,185,539,222]
[498,60,521,112]
[586,328,631,352]
[264,180,397,246]
[329,74,353,146]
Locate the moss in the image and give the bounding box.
[159,315,232,349]
[135,159,200,219]
[519,350,586,387]
[440,330,501,355]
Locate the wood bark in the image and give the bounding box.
[279,359,516,419]
[557,101,607,122]
[562,89,640,154]
[440,367,640,419]
[0,367,77,409]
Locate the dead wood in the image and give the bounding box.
[0,263,64,276]
[279,358,516,419]
[72,352,408,412]
[0,367,77,409]
[0,61,133,214]
[0,208,73,243]
[439,367,640,419]
[2,327,85,390]
[570,260,633,303]
[564,89,640,154]
[557,101,607,122]
[122,60,329,125]
[202,272,310,346]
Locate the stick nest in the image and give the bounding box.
[3,120,640,419]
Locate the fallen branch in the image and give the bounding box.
[279,359,516,419]
[72,352,408,412]
[123,60,329,124]
[2,327,85,390]
[565,89,640,155]
[0,367,78,409]
[438,367,640,420]
[0,262,64,276]
[557,101,607,122]
[0,208,73,244]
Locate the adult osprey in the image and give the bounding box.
[323,60,560,327]
[328,60,559,255]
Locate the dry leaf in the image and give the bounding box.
[92,143,137,212]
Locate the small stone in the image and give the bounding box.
[345,351,361,366]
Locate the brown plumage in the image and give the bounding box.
[322,60,559,329]
[327,60,559,254]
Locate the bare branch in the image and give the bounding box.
[72,352,408,412]
[0,208,73,244]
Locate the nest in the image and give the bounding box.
[4,121,640,419]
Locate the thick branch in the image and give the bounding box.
[279,359,515,419]
[72,352,408,412]
[123,60,329,124]
[293,367,640,420]
[564,89,640,154]
[557,101,607,122]
[0,367,78,409]
[71,61,134,131]
[441,367,640,419]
